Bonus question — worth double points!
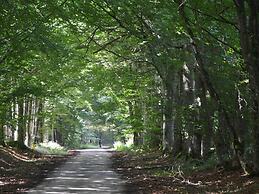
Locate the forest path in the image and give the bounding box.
[27,149,138,194]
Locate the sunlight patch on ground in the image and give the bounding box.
[93,180,104,183]
[0,148,37,162]
[74,148,114,152]
[46,177,90,180]
[67,187,101,191]
[27,150,133,193]
[105,177,119,180]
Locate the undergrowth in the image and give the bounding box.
[153,154,219,177]
[115,143,219,178]
[35,141,68,155]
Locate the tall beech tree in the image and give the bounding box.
[234,0,259,174]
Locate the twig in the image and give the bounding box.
[76,27,99,52]
[93,33,128,54]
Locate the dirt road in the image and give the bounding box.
[27,149,138,194]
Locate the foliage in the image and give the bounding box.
[1,0,259,175]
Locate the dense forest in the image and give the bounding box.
[0,0,259,176]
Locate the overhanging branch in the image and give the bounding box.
[92,33,128,54]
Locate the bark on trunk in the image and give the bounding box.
[215,110,232,166]
[192,133,202,158]
[37,99,44,143]
[234,0,259,174]
[200,87,213,159]
[17,98,26,148]
[0,120,5,146]
[197,73,214,159]
[163,69,178,153]
[27,97,33,147]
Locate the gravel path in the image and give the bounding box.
[27,149,138,194]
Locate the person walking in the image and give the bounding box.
[98,139,102,148]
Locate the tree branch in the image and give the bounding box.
[0,0,69,63]
[186,5,239,30]
[76,27,99,51]
[188,20,241,54]
[93,33,128,54]
[92,38,152,66]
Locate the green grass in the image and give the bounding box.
[76,144,99,149]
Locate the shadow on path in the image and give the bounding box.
[27,149,139,194]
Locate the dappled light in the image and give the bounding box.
[1,0,259,193]
[112,151,259,193]
[0,147,37,162]
[27,150,137,193]
[0,146,69,193]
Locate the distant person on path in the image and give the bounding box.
[99,139,102,148]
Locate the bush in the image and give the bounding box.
[77,144,99,149]
[35,141,68,155]
[113,141,133,151]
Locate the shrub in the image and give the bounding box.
[35,141,67,155]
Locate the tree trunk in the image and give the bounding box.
[0,118,5,146]
[27,97,33,147]
[234,0,259,175]
[128,101,143,146]
[10,99,16,141]
[177,0,244,170]
[37,99,44,143]
[17,97,26,148]
[163,66,181,154]
[233,89,246,155]
[192,133,202,158]
[33,98,44,143]
[172,70,184,155]
[200,86,213,159]
[215,110,232,166]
